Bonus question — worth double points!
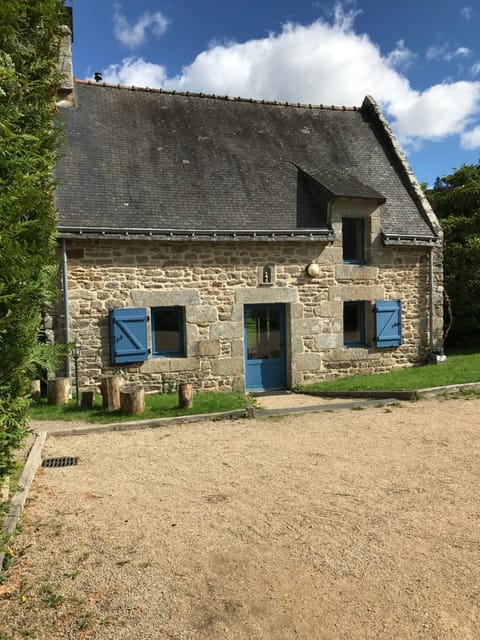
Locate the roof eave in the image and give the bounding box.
[382,233,441,247]
[333,194,386,205]
[56,226,336,242]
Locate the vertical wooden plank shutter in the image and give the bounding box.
[375,300,402,347]
[109,308,148,363]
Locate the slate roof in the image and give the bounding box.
[56,81,439,240]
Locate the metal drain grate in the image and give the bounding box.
[42,456,78,468]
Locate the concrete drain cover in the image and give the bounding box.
[42,456,78,468]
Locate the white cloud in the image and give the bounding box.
[461,6,473,20]
[471,62,480,77]
[103,57,168,87]
[332,0,361,30]
[426,44,471,62]
[102,6,480,149]
[461,126,480,149]
[113,3,169,49]
[386,40,416,70]
[388,82,480,141]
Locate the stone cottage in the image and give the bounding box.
[53,53,443,393]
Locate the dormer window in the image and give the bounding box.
[342,218,365,264]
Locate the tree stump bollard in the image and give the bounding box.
[47,377,70,405]
[120,386,145,415]
[101,375,123,411]
[81,389,96,409]
[30,379,41,402]
[178,383,193,409]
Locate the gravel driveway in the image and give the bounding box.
[2,397,480,639]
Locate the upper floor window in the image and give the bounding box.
[342,218,365,263]
[152,306,184,357]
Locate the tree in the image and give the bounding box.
[0,0,66,483]
[426,162,480,346]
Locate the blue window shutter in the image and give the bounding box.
[109,308,148,364]
[375,300,402,347]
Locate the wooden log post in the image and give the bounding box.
[81,389,96,409]
[178,383,193,409]
[47,377,70,405]
[101,375,124,411]
[120,386,145,415]
[30,379,41,402]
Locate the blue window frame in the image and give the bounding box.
[151,306,184,357]
[342,218,365,263]
[344,301,366,347]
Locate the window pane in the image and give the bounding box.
[246,307,282,360]
[344,302,364,345]
[152,307,182,355]
[343,218,364,262]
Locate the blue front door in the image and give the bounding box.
[244,304,286,391]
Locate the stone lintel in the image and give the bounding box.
[235,287,297,304]
[329,284,384,302]
[335,264,378,281]
[131,289,200,307]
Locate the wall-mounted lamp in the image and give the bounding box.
[306,263,320,278]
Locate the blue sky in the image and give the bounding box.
[67,0,480,186]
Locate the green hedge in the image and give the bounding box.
[0,0,65,481]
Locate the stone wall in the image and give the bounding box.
[53,230,442,392]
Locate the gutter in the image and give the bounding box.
[61,239,71,384]
[429,247,435,351]
[56,226,336,241]
[382,233,440,247]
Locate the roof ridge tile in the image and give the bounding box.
[74,79,359,111]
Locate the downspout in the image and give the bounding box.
[429,247,434,352]
[61,238,71,383]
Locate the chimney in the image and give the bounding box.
[57,7,75,106]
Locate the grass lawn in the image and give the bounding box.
[29,391,248,423]
[300,351,480,393]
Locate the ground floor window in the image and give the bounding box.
[344,301,366,346]
[152,306,184,357]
